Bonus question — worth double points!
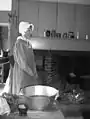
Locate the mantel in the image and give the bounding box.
[30,37,90,52]
[33,0,90,5]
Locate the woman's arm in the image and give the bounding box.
[8,55,15,67]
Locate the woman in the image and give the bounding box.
[11,21,40,95]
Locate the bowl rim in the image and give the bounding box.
[23,85,59,99]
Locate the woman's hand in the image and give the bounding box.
[27,67,34,76]
[69,72,76,78]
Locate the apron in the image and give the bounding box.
[11,36,38,95]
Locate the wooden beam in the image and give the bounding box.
[33,0,90,5]
[30,37,90,52]
[10,0,19,54]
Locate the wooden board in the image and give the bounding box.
[27,110,65,119]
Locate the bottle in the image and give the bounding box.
[0,49,3,57]
[44,29,46,37]
[46,30,51,38]
[85,35,88,40]
[76,32,79,40]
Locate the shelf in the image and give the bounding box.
[33,0,90,5]
[30,37,90,52]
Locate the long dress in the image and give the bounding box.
[11,36,39,95]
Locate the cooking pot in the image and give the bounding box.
[20,85,59,110]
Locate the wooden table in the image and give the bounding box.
[1,101,88,119]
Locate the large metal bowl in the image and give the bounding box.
[23,85,59,99]
[27,95,50,110]
[22,85,59,110]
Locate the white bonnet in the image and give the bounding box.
[19,21,34,35]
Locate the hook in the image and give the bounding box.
[48,48,52,57]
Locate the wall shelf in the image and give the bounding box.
[33,0,90,5]
[30,37,90,52]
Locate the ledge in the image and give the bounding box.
[30,37,90,52]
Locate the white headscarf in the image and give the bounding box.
[19,21,34,35]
